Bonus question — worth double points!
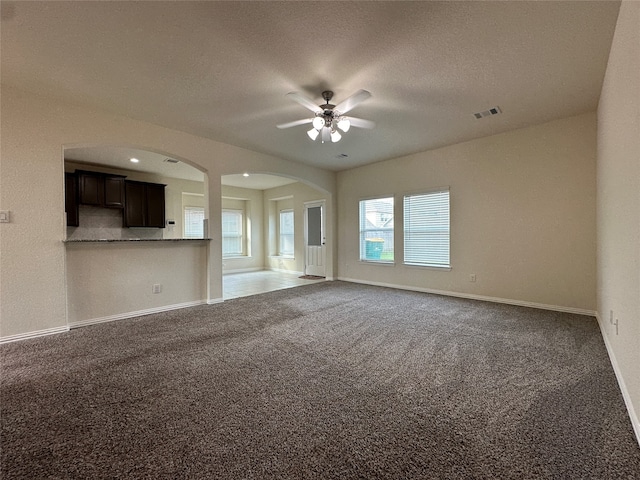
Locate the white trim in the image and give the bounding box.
[207,297,224,305]
[596,314,640,447]
[336,277,596,316]
[68,300,207,328]
[0,326,70,344]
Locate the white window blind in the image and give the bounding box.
[183,206,205,239]
[222,209,243,256]
[359,197,394,262]
[403,190,450,267]
[279,210,294,256]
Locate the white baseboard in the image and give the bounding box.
[596,314,640,447]
[69,300,207,329]
[0,325,70,344]
[337,277,596,316]
[207,297,224,305]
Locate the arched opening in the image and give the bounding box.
[64,145,207,240]
[63,145,211,327]
[220,172,330,299]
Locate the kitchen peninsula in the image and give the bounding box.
[64,162,212,327]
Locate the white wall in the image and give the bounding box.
[597,0,640,441]
[0,86,335,340]
[337,113,597,313]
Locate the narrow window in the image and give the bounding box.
[222,209,243,256]
[403,190,450,268]
[279,210,294,257]
[183,206,205,239]
[359,197,394,262]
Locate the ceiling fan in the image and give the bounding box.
[277,89,375,143]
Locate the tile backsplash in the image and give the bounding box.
[66,205,163,240]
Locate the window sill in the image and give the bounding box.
[404,263,452,271]
[359,260,395,266]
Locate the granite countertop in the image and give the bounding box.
[64,238,211,243]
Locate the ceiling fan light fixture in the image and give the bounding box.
[307,128,320,141]
[312,116,325,130]
[337,117,350,133]
[280,89,373,145]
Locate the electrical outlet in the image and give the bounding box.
[469,274,476,283]
[152,284,162,294]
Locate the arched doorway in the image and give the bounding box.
[63,145,211,327]
[220,173,328,299]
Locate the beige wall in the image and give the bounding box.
[0,86,335,339]
[597,0,640,440]
[337,113,597,312]
[66,241,208,325]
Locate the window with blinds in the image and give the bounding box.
[183,206,205,239]
[279,210,294,256]
[403,189,450,267]
[222,209,243,256]
[359,197,394,262]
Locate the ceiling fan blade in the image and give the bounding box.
[276,118,313,129]
[286,92,323,114]
[321,126,330,143]
[334,89,372,114]
[347,117,376,129]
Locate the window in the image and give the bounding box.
[222,209,243,256]
[359,197,394,262]
[183,206,205,239]
[279,210,294,256]
[403,189,450,268]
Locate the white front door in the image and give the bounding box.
[304,200,326,277]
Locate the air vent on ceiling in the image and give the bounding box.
[473,106,502,119]
[336,153,349,159]
[164,158,179,164]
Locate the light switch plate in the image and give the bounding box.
[0,211,9,223]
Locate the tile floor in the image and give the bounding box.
[223,270,325,299]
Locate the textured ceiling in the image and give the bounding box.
[1,1,620,172]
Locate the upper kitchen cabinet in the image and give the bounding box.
[65,172,79,227]
[104,175,126,207]
[77,170,126,208]
[124,180,166,228]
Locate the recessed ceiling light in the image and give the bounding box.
[243,173,249,177]
[130,158,140,163]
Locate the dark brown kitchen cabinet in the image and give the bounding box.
[78,171,102,206]
[104,176,125,207]
[65,172,79,227]
[77,170,125,208]
[124,180,166,228]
